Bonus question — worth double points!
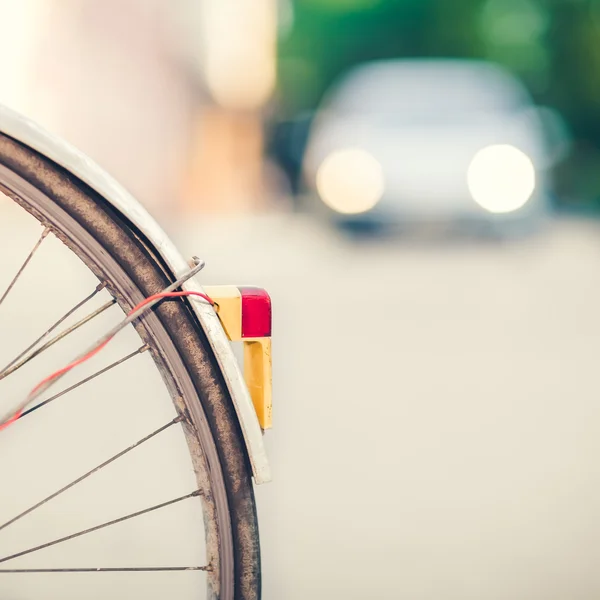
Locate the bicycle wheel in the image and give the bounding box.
[0,133,260,600]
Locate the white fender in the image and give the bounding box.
[0,104,271,484]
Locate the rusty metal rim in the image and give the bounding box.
[0,163,235,599]
[0,103,270,485]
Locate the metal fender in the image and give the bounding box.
[0,104,271,484]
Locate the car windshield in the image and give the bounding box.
[327,62,529,123]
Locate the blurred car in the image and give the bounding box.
[302,59,570,234]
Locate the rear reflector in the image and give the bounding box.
[203,284,272,429]
[239,287,272,338]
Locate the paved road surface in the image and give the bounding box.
[2,204,600,599]
[175,215,600,600]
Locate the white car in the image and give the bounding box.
[303,59,569,233]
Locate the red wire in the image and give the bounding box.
[0,290,213,432]
[0,411,21,431]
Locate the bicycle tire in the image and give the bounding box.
[0,132,261,600]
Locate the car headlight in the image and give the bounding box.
[315,148,384,214]
[467,144,536,214]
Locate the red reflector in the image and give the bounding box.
[239,287,272,338]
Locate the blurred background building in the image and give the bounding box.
[1,0,599,217]
[0,0,278,217]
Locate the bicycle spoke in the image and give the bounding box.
[19,345,149,421]
[0,567,209,573]
[0,227,49,309]
[1,283,106,374]
[11,261,207,414]
[0,415,181,533]
[0,298,117,382]
[0,491,202,565]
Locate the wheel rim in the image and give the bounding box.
[0,163,234,599]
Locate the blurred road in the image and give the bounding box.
[3,204,600,599]
[175,215,600,600]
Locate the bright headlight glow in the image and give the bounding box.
[467,144,536,214]
[315,148,384,214]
